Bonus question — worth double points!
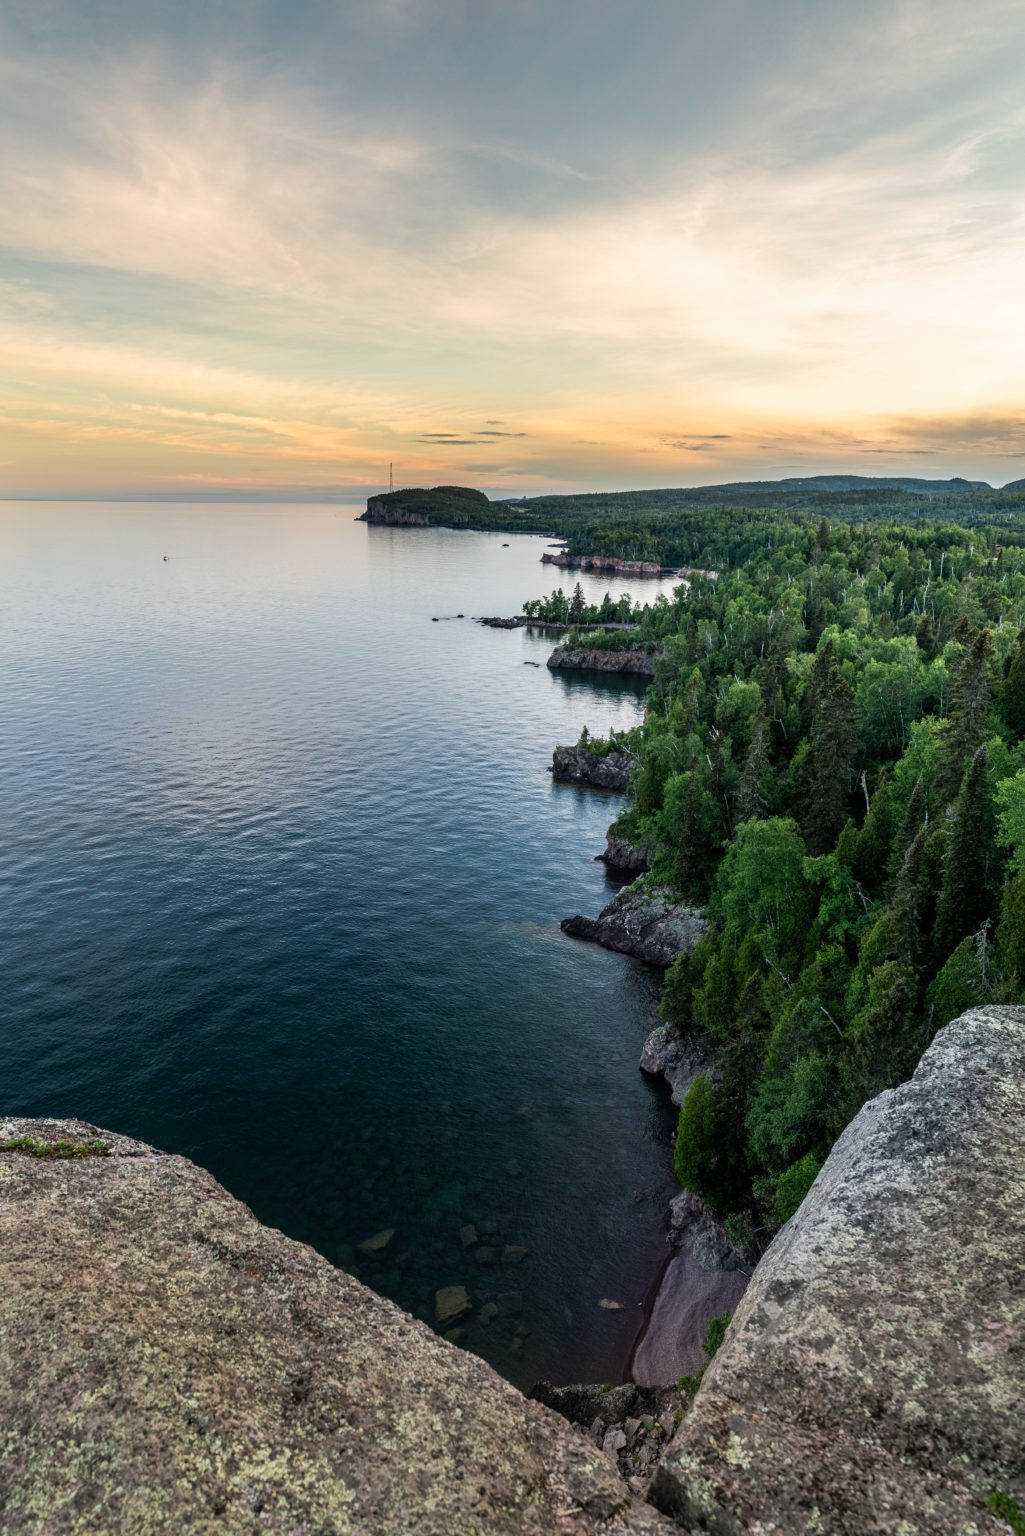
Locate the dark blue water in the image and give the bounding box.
[0,503,678,1387]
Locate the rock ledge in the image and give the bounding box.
[0,1116,668,1536]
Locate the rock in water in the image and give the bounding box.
[547,649,656,677]
[561,882,706,968]
[649,1006,1025,1535]
[639,1023,715,1106]
[0,1117,668,1536]
[551,745,631,790]
[598,830,649,872]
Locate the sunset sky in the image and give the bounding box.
[3,0,1025,499]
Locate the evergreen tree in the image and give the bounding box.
[1001,631,1025,740]
[932,747,994,964]
[886,776,926,888]
[803,669,858,855]
[936,629,994,803]
[996,871,1025,997]
[674,759,712,898]
[737,711,772,824]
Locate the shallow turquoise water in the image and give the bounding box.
[0,502,679,1387]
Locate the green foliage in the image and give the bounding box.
[517,492,1025,1234]
[996,771,1025,874]
[988,1491,1025,1536]
[773,1152,823,1223]
[702,1312,732,1360]
[926,930,996,1034]
[674,1073,718,1200]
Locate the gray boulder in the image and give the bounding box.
[639,1024,714,1106]
[598,831,649,873]
[0,1117,670,1536]
[562,883,706,968]
[650,1006,1025,1534]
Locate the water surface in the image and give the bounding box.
[0,502,679,1386]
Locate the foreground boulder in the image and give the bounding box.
[551,745,632,790]
[562,883,706,967]
[650,1006,1025,1535]
[0,1117,669,1536]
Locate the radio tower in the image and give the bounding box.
[389,461,394,491]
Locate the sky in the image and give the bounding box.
[2,0,1025,500]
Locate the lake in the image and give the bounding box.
[0,501,680,1388]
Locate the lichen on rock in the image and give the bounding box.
[649,1006,1025,1535]
[0,1116,669,1536]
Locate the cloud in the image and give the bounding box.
[3,2,1025,494]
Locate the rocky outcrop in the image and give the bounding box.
[649,1006,1025,1535]
[562,884,706,967]
[0,1117,670,1536]
[630,1193,749,1389]
[548,649,657,677]
[478,614,528,628]
[639,1024,714,1106]
[551,746,632,790]
[360,497,432,526]
[599,831,649,873]
[541,553,664,578]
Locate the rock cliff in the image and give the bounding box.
[548,649,657,677]
[562,883,707,967]
[0,1117,668,1536]
[360,497,432,526]
[650,1005,1025,1534]
[552,745,632,791]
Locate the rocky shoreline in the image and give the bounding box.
[548,647,657,676]
[551,744,633,790]
[561,882,706,969]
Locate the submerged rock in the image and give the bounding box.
[551,745,631,790]
[650,1006,1025,1535]
[0,1117,669,1536]
[561,882,706,968]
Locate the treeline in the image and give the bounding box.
[523,584,644,626]
[366,479,1025,560]
[569,514,1025,1242]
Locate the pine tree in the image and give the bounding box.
[854,770,895,894]
[674,760,711,898]
[996,870,1025,996]
[936,629,994,803]
[886,776,926,888]
[737,712,771,824]
[803,669,858,855]
[932,747,994,964]
[1001,631,1025,740]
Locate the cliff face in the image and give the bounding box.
[360,497,432,526]
[541,553,664,578]
[552,745,631,790]
[0,1117,668,1536]
[548,649,657,676]
[650,1005,1025,1535]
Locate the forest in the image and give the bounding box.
[541,508,1025,1250]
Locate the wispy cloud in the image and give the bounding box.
[2,0,1025,495]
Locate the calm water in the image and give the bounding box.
[0,502,679,1387]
